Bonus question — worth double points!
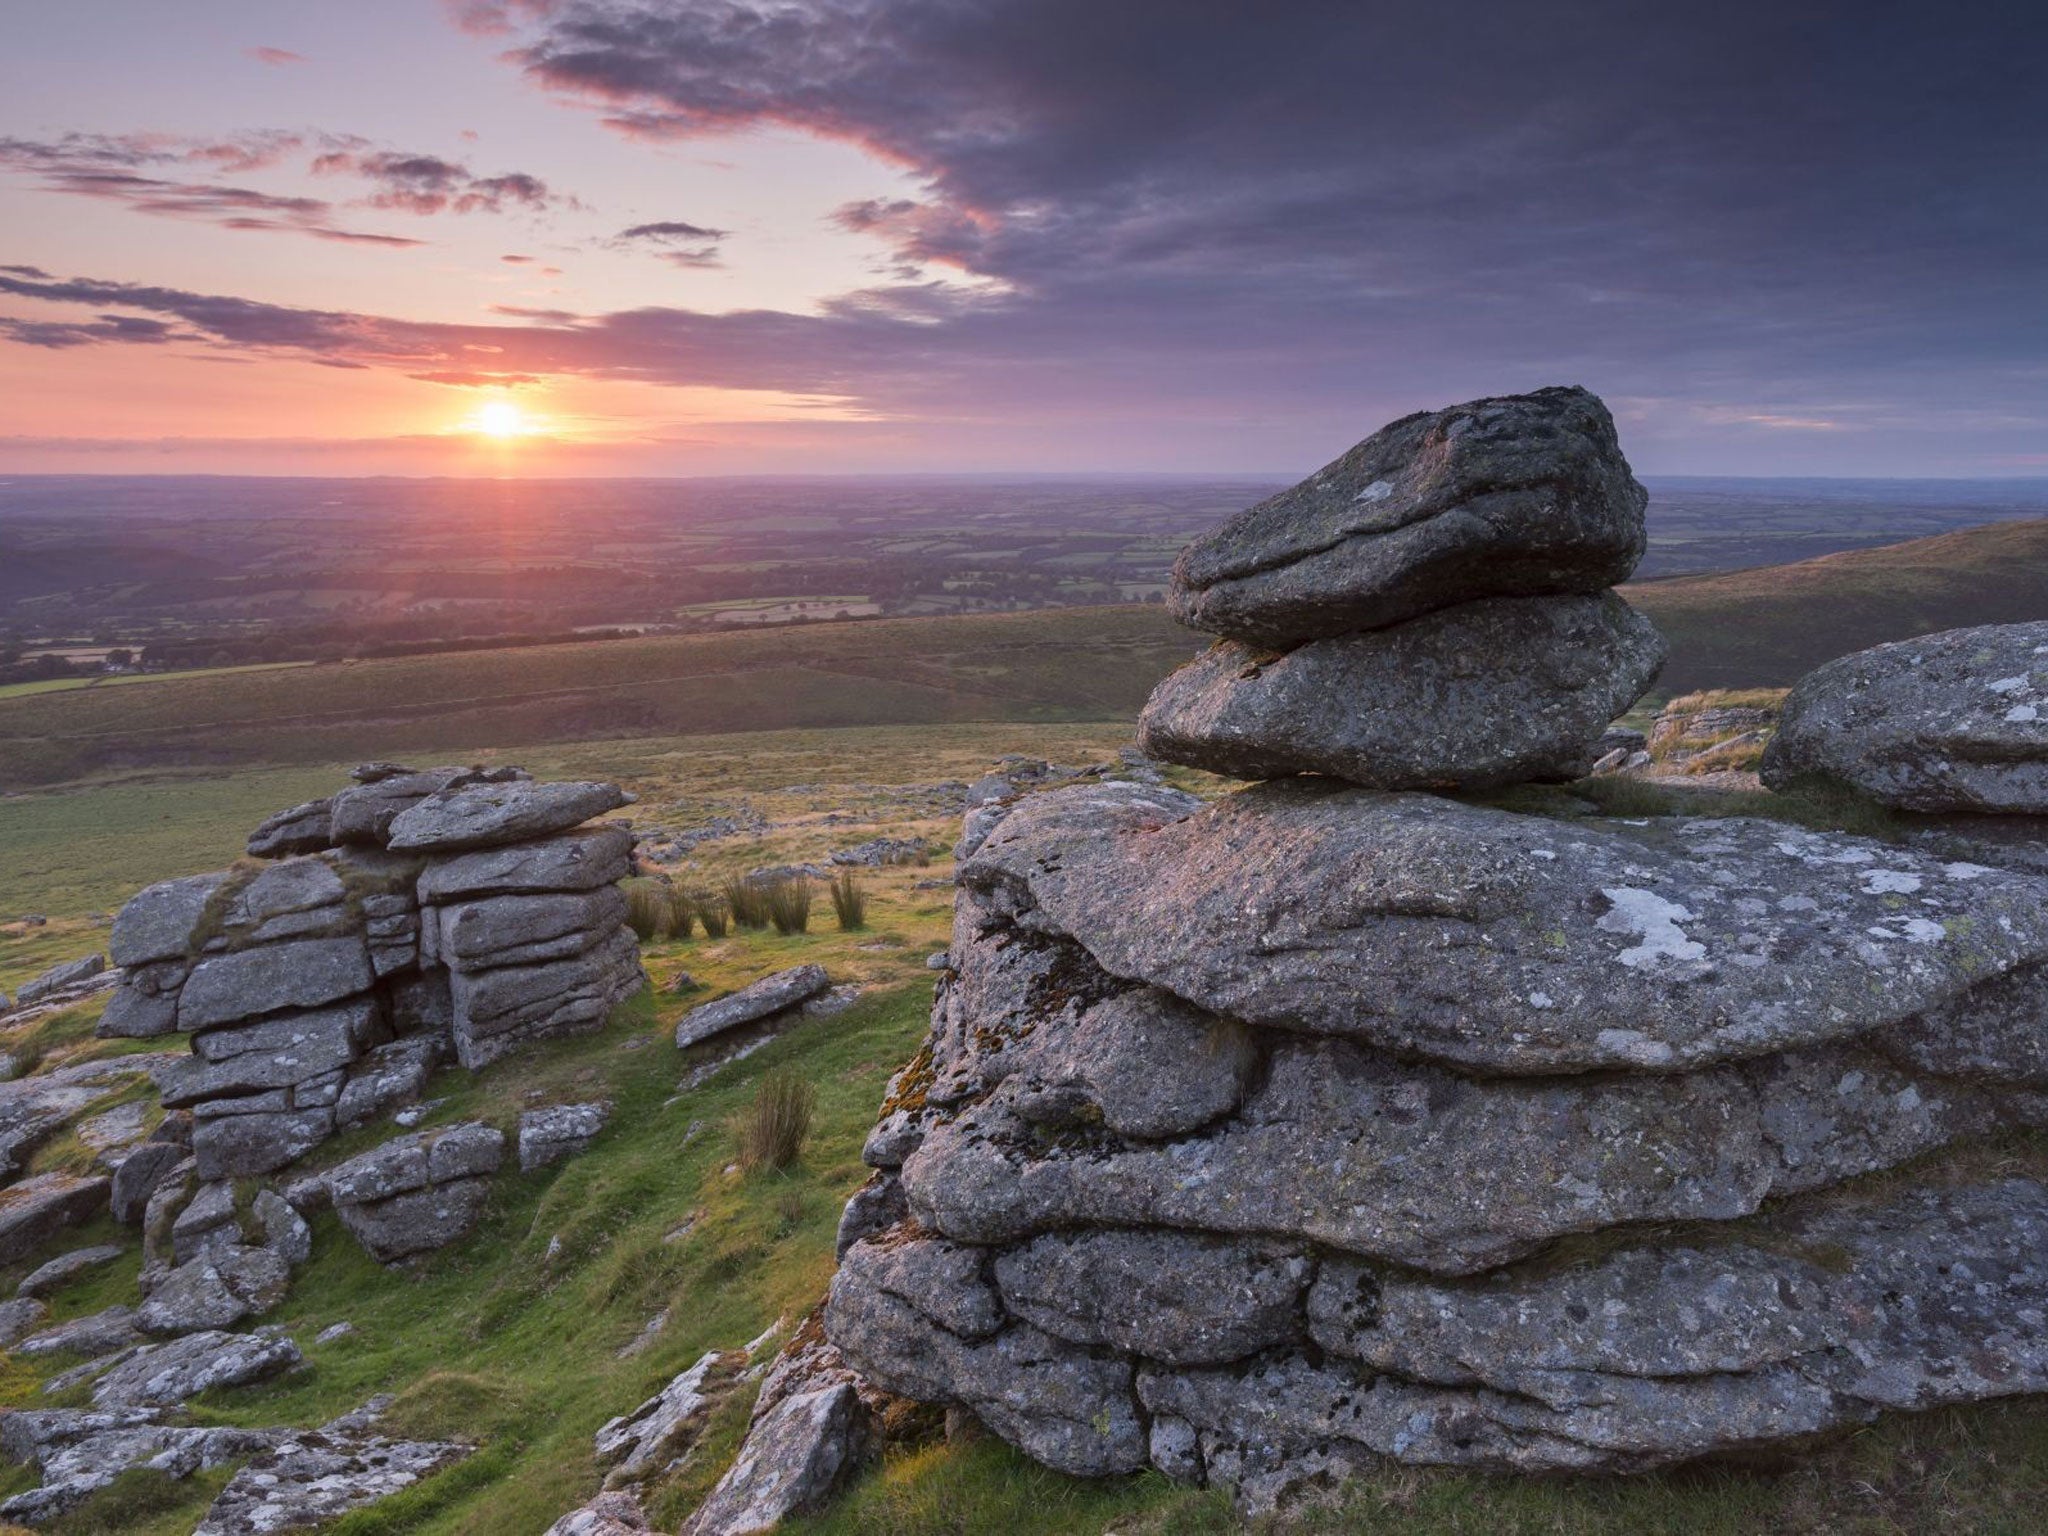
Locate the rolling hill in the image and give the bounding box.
[2,518,2043,790]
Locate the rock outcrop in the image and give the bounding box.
[1763,621,2048,812]
[324,1122,504,1262]
[817,391,2048,1511]
[674,965,831,1050]
[98,766,644,1178]
[1142,387,1663,787]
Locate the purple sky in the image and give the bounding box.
[2,1,2044,476]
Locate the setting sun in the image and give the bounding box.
[469,399,530,438]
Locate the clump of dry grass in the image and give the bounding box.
[691,889,730,938]
[662,884,695,940]
[724,875,769,930]
[734,1066,816,1174]
[623,881,666,943]
[829,869,868,930]
[763,876,812,935]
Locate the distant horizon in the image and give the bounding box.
[6,470,2048,489]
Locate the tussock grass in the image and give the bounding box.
[662,885,696,941]
[1661,687,1791,715]
[623,881,667,943]
[762,878,813,936]
[724,875,770,931]
[830,870,869,931]
[691,889,730,938]
[734,1066,817,1174]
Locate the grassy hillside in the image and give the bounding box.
[1626,517,2048,692]
[0,610,1201,789]
[4,519,2045,791]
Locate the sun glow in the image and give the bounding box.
[467,399,531,438]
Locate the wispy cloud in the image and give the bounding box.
[246,47,307,67]
[611,218,728,268]
[311,150,570,215]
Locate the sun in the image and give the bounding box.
[469,399,529,438]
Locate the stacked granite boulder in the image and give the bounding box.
[1137,385,1666,787]
[823,388,2048,1508]
[101,764,645,1179]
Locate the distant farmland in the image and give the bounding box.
[2,519,2043,790]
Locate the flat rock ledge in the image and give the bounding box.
[674,965,831,1050]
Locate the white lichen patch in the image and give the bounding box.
[1351,479,1395,504]
[1597,887,1706,968]
[1861,870,1923,895]
[2006,704,2040,723]
[1944,862,1995,880]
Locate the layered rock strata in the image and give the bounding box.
[100,766,644,1176]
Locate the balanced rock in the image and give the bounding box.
[1763,621,2048,812]
[1139,593,1664,786]
[416,824,634,900]
[1170,386,1647,646]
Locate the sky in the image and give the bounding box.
[1,0,2043,478]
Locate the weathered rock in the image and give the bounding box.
[438,886,629,968]
[0,1295,49,1346]
[327,1123,503,1262]
[15,1304,143,1360]
[91,1325,302,1408]
[329,767,483,845]
[595,1349,741,1482]
[223,856,348,940]
[1123,1179,2048,1478]
[95,974,184,1038]
[995,1231,1310,1365]
[191,1106,336,1180]
[158,996,384,1106]
[1763,621,2048,812]
[1170,386,1648,646]
[169,1178,240,1263]
[417,823,635,900]
[681,1326,878,1536]
[904,1035,2021,1274]
[137,1245,291,1335]
[1139,593,1665,787]
[547,1491,652,1535]
[0,1408,278,1523]
[827,1249,1143,1476]
[0,1171,111,1265]
[386,779,630,852]
[0,1071,109,1180]
[16,953,106,1005]
[335,1034,447,1128]
[193,1418,470,1534]
[519,1101,612,1171]
[968,779,2048,1075]
[447,926,644,1068]
[111,872,229,967]
[253,1188,313,1267]
[674,965,831,1050]
[176,935,374,1031]
[111,1140,186,1224]
[18,1243,125,1299]
[247,795,337,857]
